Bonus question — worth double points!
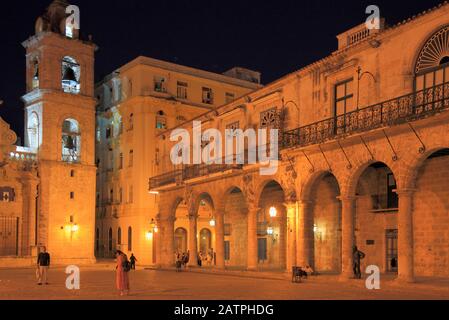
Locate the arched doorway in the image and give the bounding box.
[309,173,341,273]
[354,162,399,274]
[257,181,286,270]
[174,227,188,253]
[196,194,216,266]
[223,187,248,268]
[199,228,212,253]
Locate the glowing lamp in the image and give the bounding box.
[267,227,274,235]
[313,224,318,233]
[153,226,159,233]
[269,207,277,218]
[209,218,216,227]
[71,224,79,232]
[146,231,153,240]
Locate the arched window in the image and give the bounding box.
[117,228,122,245]
[128,227,133,252]
[62,119,81,163]
[32,58,39,89]
[62,56,80,94]
[27,112,40,150]
[156,111,167,129]
[415,26,449,91]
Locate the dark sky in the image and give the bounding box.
[0,0,443,140]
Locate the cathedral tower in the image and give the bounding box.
[22,0,97,264]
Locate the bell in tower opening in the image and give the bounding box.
[62,56,80,94]
[62,119,81,163]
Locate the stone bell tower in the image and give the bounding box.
[22,0,97,264]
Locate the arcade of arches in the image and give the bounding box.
[155,146,449,281]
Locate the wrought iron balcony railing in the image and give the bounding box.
[149,82,449,190]
[282,82,449,149]
[149,157,245,190]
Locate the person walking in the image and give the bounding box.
[129,253,137,270]
[36,246,50,285]
[353,246,366,279]
[115,250,130,296]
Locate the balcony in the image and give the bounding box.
[149,162,243,190]
[282,82,449,149]
[149,82,449,190]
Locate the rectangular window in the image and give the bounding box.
[224,224,232,236]
[177,81,188,99]
[387,173,398,209]
[154,76,167,93]
[334,79,354,116]
[202,87,214,104]
[224,241,231,261]
[119,188,123,204]
[225,92,235,103]
[386,229,398,273]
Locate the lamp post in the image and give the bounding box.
[357,66,377,110]
[281,99,300,127]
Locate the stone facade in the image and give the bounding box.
[150,4,449,281]
[94,57,262,265]
[1,0,96,265]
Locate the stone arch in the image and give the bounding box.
[410,147,449,277]
[254,177,287,206]
[300,169,342,272]
[301,170,342,200]
[343,158,401,197]
[402,146,449,189]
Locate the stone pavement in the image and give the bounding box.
[0,265,448,300]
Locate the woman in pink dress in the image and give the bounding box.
[115,250,130,296]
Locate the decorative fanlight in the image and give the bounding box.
[416,26,449,74]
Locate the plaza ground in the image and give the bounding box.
[0,263,448,300]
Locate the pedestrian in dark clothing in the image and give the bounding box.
[129,254,137,270]
[353,246,366,279]
[183,251,190,268]
[37,246,51,285]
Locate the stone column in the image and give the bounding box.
[247,206,259,271]
[215,209,226,269]
[159,217,175,267]
[397,189,415,283]
[285,202,297,271]
[340,196,356,279]
[188,212,198,267]
[297,200,314,267]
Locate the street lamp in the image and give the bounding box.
[356,66,377,110]
[146,219,159,240]
[282,99,300,127]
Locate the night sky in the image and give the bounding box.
[0,0,443,140]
